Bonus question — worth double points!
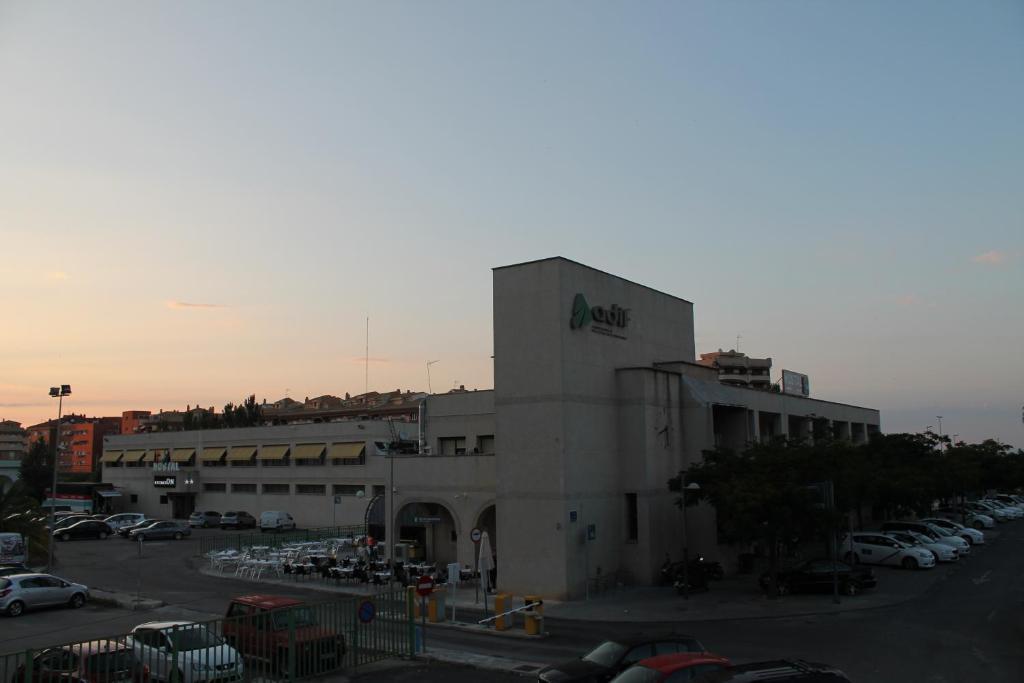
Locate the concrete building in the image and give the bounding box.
[698,349,773,389]
[0,420,26,493]
[29,415,121,474]
[102,257,879,599]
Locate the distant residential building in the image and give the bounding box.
[262,390,427,425]
[121,410,152,435]
[0,420,26,492]
[698,349,773,390]
[26,415,121,474]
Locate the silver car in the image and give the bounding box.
[0,572,89,617]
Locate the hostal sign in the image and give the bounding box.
[570,293,630,339]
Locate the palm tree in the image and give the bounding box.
[0,480,51,566]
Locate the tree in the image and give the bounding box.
[18,439,52,503]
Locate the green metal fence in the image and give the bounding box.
[0,591,413,683]
[197,525,367,555]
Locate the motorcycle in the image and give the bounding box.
[665,554,724,594]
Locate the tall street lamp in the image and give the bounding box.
[47,384,72,572]
[680,480,701,600]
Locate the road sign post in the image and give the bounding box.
[471,527,482,605]
[416,575,434,653]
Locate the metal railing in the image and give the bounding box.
[1,591,413,683]
[198,525,366,555]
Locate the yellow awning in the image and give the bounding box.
[170,448,195,462]
[100,450,123,463]
[329,442,365,460]
[122,450,146,463]
[142,449,163,463]
[227,445,257,462]
[257,445,289,461]
[293,443,326,460]
[200,447,226,462]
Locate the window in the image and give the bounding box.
[477,435,495,454]
[625,493,638,542]
[332,484,365,497]
[296,484,326,496]
[438,437,466,455]
[230,459,255,467]
[232,483,257,494]
[263,483,289,495]
[295,457,324,467]
[203,483,226,492]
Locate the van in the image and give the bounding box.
[260,511,296,533]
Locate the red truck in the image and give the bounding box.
[221,595,346,677]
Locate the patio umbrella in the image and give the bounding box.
[478,530,493,613]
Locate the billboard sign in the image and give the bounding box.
[781,370,810,397]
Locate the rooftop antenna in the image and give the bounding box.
[426,360,440,394]
[736,334,742,353]
[365,316,369,396]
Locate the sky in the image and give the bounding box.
[1,1,1021,447]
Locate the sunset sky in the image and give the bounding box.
[1,1,1021,446]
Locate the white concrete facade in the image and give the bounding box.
[102,257,879,600]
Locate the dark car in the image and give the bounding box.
[53,520,114,541]
[0,563,27,577]
[759,559,876,597]
[611,653,731,683]
[119,519,166,538]
[538,636,706,682]
[128,521,190,541]
[188,510,222,528]
[694,660,850,682]
[11,639,144,683]
[220,511,257,530]
[48,514,90,531]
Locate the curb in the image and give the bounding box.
[90,588,165,611]
[418,647,547,677]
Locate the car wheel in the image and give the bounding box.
[60,532,71,542]
[69,592,85,609]
[973,521,985,530]
[843,581,861,596]
[98,532,108,540]
[173,532,183,540]
[901,557,919,570]
[6,600,25,617]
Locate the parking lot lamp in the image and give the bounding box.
[680,480,701,600]
[47,384,72,572]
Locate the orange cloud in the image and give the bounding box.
[166,300,227,310]
[972,250,1007,265]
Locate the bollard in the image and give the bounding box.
[493,593,510,631]
[524,594,544,635]
[427,587,447,623]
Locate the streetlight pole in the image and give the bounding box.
[680,479,700,600]
[388,449,395,566]
[47,384,72,572]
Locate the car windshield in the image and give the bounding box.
[271,607,317,630]
[909,532,932,544]
[168,627,225,651]
[583,641,628,667]
[611,666,661,683]
[84,650,134,674]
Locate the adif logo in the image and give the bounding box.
[570,293,630,331]
[570,293,593,329]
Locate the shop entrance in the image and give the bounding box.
[167,492,196,520]
[395,501,458,566]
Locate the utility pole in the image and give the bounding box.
[47,384,72,572]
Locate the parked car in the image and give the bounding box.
[49,514,90,531]
[11,640,144,683]
[104,513,149,531]
[222,595,345,677]
[538,636,706,682]
[880,521,971,556]
[220,511,257,530]
[610,653,731,683]
[259,511,295,533]
[120,519,166,538]
[129,620,244,683]
[0,563,27,578]
[933,507,994,530]
[1,572,89,617]
[885,530,958,562]
[919,517,985,545]
[129,521,191,541]
[188,511,222,529]
[967,501,1012,522]
[980,498,1023,519]
[54,520,114,542]
[841,533,935,569]
[759,559,876,597]
[693,660,851,682]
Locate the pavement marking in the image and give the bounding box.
[972,570,992,586]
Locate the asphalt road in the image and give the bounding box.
[5,524,1023,682]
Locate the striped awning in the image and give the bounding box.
[200,447,226,462]
[293,443,326,460]
[227,445,257,462]
[100,450,123,463]
[257,445,289,461]
[170,448,195,462]
[142,449,164,463]
[122,450,146,463]
[329,442,365,460]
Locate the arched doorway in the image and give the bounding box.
[395,501,458,566]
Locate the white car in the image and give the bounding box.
[966,501,1010,522]
[934,508,995,530]
[129,621,243,683]
[982,499,1024,519]
[842,533,935,570]
[972,500,1017,521]
[885,531,958,562]
[920,517,985,545]
[881,522,971,556]
[103,513,148,531]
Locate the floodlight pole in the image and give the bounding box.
[47,385,71,572]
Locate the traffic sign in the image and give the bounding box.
[415,516,442,523]
[357,599,376,624]
[416,575,435,596]
[470,527,482,543]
